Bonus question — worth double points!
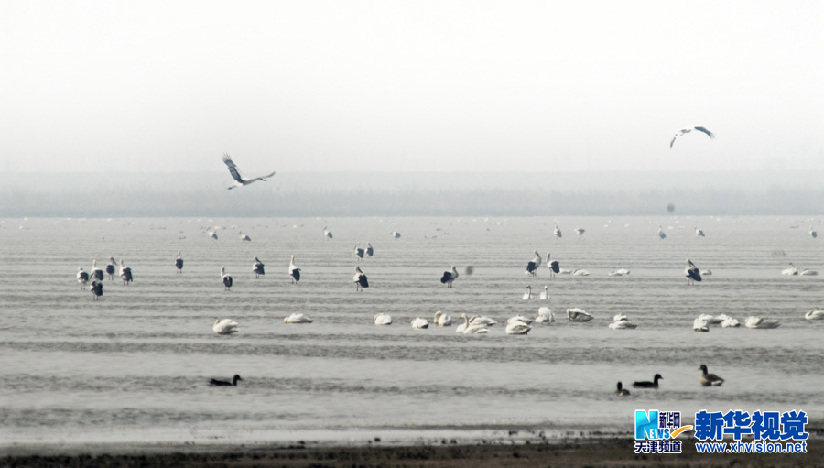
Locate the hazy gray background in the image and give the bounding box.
[1,1,822,215]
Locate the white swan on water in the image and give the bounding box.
[284,312,312,324]
[535,307,554,323]
[374,313,392,325]
[411,317,429,329]
[522,286,533,300]
[693,317,710,332]
[456,313,489,334]
[212,319,238,334]
[433,311,452,326]
[744,316,780,329]
[805,310,824,321]
[567,308,593,322]
[505,319,532,335]
[781,263,798,276]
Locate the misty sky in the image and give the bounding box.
[2,0,822,174]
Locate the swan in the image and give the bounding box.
[212,319,238,334]
[433,310,452,326]
[440,266,459,288]
[657,225,667,239]
[744,316,780,329]
[210,374,243,386]
[284,312,312,324]
[77,267,89,289]
[698,364,724,386]
[697,313,723,324]
[505,320,532,335]
[805,310,824,321]
[558,268,573,275]
[288,256,301,284]
[572,269,590,277]
[506,315,534,325]
[609,268,631,277]
[91,259,104,282]
[221,266,233,290]
[800,269,818,276]
[535,307,555,323]
[633,374,663,388]
[175,252,183,273]
[374,313,392,325]
[701,269,712,276]
[90,280,103,300]
[609,319,637,330]
[781,263,798,276]
[106,257,117,279]
[222,153,276,190]
[553,225,562,239]
[538,285,549,300]
[693,317,710,332]
[685,259,701,285]
[567,308,593,322]
[253,257,265,278]
[119,259,133,285]
[615,382,630,396]
[468,315,496,327]
[522,286,533,300]
[456,313,488,334]
[525,250,541,276]
[411,317,429,329]
[353,266,369,291]
[719,315,740,328]
[670,126,715,148]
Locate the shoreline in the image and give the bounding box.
[3,436,822,467]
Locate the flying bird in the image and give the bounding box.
[670,126,715,148]
[222,153,276,190]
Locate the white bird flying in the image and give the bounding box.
[670,126,715,148]
[222,153,276,190]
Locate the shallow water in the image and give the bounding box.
[0,215,821,445]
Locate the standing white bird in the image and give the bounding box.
[288,255,301,284]
[669,126,715,148]
[685,259,701,285]
[91,259,104,282]
[522,285,533,300]
[809,225,818,238]
[221,153,276,190]
[212,319,238,334]
[106,257,117,279]
[175,252,183,273]
[440,266,459,288]
[657,225,667,239]
[695,227,706,237]
[353,266,369,291]
[525,250,542,277]
[77,268,89,290]
[547,253,559,278]
[253,257,265,278]
[221,266,233,290]
[374,312,392,325]
[119,259,133,285]
[553,225,562,239]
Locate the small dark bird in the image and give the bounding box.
[615,382,630,396]
[175,251,183,273]
[686,259,702,285]
[353,266,369,291]
[633,374,663,388]
[210,374,243,386]
[221,266,233,290]
[91,280,103,300]
[698,364,724,386]
[440,266,459,288]
[253,257,265,278]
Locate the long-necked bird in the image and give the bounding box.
[77,268,89,290]
[91,280,103,300]
[525,250,542,277]
[698,364,724,386]
[353,266,369,291]
[210,374,243,386]
[288,255,300,284]
[366,243,374,257]
[106,257,117,279]
[119,259,133,285]
[547,253,559,278]
[175,252,183,273]
[354,244,364,261]
[685,259,701,285]
[91,259,104,282]
[633,374,663,388]
[440,266,459,288]
[222,153,276,190]
[221,266,233,290]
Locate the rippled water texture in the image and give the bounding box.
[0,216,821,445]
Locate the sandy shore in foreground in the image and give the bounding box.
[3,438,823,467]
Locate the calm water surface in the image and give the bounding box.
[0,216,821,445]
